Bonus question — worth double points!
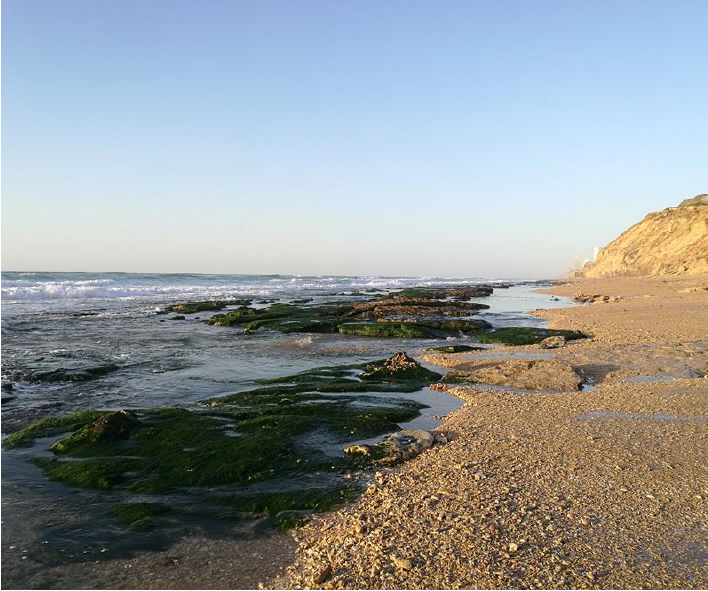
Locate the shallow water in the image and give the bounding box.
[1,273,572,587]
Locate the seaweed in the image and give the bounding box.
[477,327,587,346]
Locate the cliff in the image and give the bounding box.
[582,195,708,278]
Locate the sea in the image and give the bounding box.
[0,272,574,588]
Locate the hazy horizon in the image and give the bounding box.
[3,0,707,277]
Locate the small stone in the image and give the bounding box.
[393,557,412,570]
[343,444,371,455]
[313,564,332,584]
[508,542,519,552]
[540,336,566,349]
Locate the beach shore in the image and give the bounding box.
[278,274,708,589]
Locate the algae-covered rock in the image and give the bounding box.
[11,353,436,492]
[359,352,442,382]
[208,304,297,327]
[427,345,484,353]
[6,353,441,533]
[164,300,250,314]
[50,410,140,453]
[416,319,492,334]
[204,289,497,338]
[3,410,112,449]
[477,327,587,346]
[337,322,438,338]
[390,286,493,300]
[26,364,119,384]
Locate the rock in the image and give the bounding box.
[359,352,442,382]
[392,557,412,570]
[427,345,484,353]
[477,327,586,346]
[313,564,332,584]
[28,364,119,383]
[381,429,435,460]
[49,410,140,453]
[442,359,583,391]
[509,542,519,552]
[88,410,140,442]
[540,336,566,349]
[171,315,186,320]
[434,432,449,444]
[343,444,371,455]
[678,194,708,207]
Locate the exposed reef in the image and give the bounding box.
[4,353,442,532]
[476,327,587,346]
[204,287,494,338]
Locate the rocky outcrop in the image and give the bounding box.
[583,195,708,277]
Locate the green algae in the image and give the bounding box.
[23,401,422,494]
[337,322,438,338]
[3,410,111,449]
[164,300,250,314]
[204,295,495,338]
[337,320,490,338]
[7,354,438,533]
[214,487,359,530]
[477,327,587,346]
[35,457,141,489]
[208,304,297,327]
[359,360,442,383]
[427,345,483,353]
[416,319,492,333]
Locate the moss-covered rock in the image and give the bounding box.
[50,411,140,453]
[6,353,441,533]
[359,352,442,382]
[416,319,492,333]
[427,345,484,353]
[26,364,119,384]
[390,286,493,300]
[208,304,297,327]
[3,410,112,449]
[164,300,251,314]
[477,327,587,346]
[337,322,439,338]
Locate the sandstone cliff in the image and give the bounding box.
[582,195,708,278]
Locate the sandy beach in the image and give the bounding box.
[278,275,708,589]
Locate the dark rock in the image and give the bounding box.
[28,364,119,383]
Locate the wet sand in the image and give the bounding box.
[279,275,708,589]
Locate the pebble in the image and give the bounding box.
[392,557,412,570]
[313,564,332,584]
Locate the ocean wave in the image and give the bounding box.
[0,274,513,304]
[1,282,272,302]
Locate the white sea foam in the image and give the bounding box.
[0,273,517,308]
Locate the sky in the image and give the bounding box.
[2,0,707,278]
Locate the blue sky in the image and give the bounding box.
[2,0,707,277]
